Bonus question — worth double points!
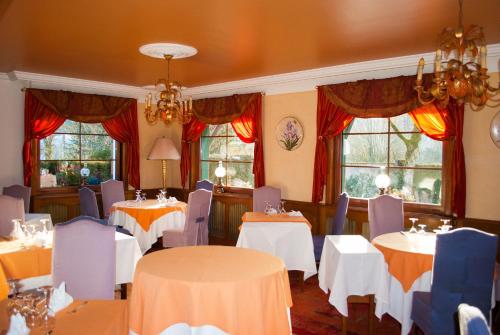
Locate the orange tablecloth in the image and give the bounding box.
[129,246,293,335]
[242,212,312,228]
[0,299,128,334]
[0,239,52,299]
[111,200,187,231]
[372,232,436,292]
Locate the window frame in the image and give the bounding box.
[330,116,453,216]
[32,121,124,195]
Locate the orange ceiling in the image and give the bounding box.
[1,0,499,87]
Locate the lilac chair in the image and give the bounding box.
[253,186,281,212]
[368,194,403,240]
[162,189,212,247]
[313,192,349,261]
[3,184,31,212]
[411,228,497,335]
[100,180,125,218]
[52,216,116,300]
[79,187,100,219]
[458,303,491,335]
[0,195,25,236]
[195,180,214,192]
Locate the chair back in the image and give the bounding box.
[0,195,25,236]
[183,189,212,245]
[52,216,115,300]
[253,186,281,212]
[3,184,31,212]
[331,192,349,235]
[430,228,497,334]
[458,303,491,335]
[100,180,125,217]
[368,194,403,240]
[79,187,100,219]
[195,180,214,192]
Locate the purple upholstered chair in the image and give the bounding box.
[313,192,349,261]
[253,186,281,212]
[411,228,497,335]
[79,187,100,219]
[3,184,31,212]
[162,189,212,247]
[52,216,116,300]
[458,303,492,335]
[195,179,214,192]
[368,194,403,240]
[0,195,25,236]
[100,180,125,218]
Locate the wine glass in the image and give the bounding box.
[279,200,286,214]
[440,219,452,232]
[409,218,418,233]
[417,224,427,234]
[141,193,147,201]
[264,201,271,215]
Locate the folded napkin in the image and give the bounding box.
[265,208,278,215]
[288,210,303,217]
[168,196,178,202]
[7,313,29,335]
[49,282,73,316]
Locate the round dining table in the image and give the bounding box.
[372,232,436,335]
[129,246,293,335]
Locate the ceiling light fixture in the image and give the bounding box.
[140,43,197,125]
[415,0,499,110]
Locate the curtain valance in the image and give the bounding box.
[192,93,260,125]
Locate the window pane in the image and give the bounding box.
[201,137,227,161]
[343,134,388,166]
[389,134,442,168]
[347,118,388,133]
[227,162,254,188]
[81,123,107,135]
[389,168,442,204]
[389,114,418,132]
[227,125,236,136]
[40,134,80,160]
[84,161,114,185]
[40,161,81,187]
[200,161,219,185]
[203,124,227,137]
[56,120,80,133]
[81,135,114,160]
[342,166,379,198]
[227,137,254,162]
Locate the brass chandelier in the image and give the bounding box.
[144,54,193,125]
[415,0,499,110]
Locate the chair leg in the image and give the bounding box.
[368,295,374,335]
[120,284,127,299]
[341,315,347,335]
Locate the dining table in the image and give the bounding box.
[129,246,293,335]
[236,211,317,280]
[109,199,187,253]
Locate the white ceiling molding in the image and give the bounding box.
[1,43,499,100]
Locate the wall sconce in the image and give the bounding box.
[375,167,391,195]
[214,161,226,193]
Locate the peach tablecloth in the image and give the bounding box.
[129,246,293,335]
[242,212,311,228]
[0,299,128,334]
[372,232,435,292]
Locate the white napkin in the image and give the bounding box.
[168,196,178,202]
[7,313,30,335]
[288,210,303,217]
[266,208,278,215]
[49,282,73,316]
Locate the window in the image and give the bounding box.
[39,120,118,188]
[200,124,254,188]
[341,114,443,204]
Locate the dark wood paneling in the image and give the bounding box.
[462,217,500,261]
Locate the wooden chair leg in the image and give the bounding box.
[368,295,374,335]
[341,315,347,335]
[120,283,127,299]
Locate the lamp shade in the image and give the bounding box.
[375,173,391,189]
[214,161,226,178]
[147,137,181,160]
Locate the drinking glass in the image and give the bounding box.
[40,219,50,235]
[417,224,427,234]
[264,201,271,215]
[440,219,452,232]
[279,200,286,214]
[409,218,418,233]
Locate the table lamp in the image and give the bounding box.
[375,166,391,195]
[214,161,226,193]
[148,137,180,190]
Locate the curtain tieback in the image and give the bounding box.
[318,135,324,141]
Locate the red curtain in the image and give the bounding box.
[180,118,207,188]
[23,91,66,186]
[231,94,265,187]
[408,104,455,140]
[312,88,354,203]
[102,103,141,189]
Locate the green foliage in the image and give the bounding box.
[345,173,378,198]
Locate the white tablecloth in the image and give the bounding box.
[18,232,142,291]
[318,235,389,316]
[109,200,186,253]
[236,221,317,280]
[25,213,53,229]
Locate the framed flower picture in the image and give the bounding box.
[275,117,304,151]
